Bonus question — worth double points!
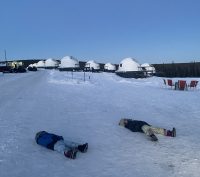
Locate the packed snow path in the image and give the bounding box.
[0,70,200,177]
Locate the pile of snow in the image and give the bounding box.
[117,57,142,72]
[48,70,91,85]
[59,56,79,68]
[85,60,100,70]
[0,62,6,66]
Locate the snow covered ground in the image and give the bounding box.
[0,70,200,177]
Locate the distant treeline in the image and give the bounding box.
[153,62,200,77]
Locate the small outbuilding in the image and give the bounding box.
[116,57,146,78]
[32,63,38,67]
[141,63,156,76]
[37,61,45,68]
[6,61,26,73]
[0,62,11,73]
[104,63,116,72]
[27,64,37,71]
[59,56,80,71]
[45,58,59,69]
[117,58,142,72]
[85,60,100,72]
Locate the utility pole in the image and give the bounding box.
[4,50,7,66]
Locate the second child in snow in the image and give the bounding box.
[119,118,176,141]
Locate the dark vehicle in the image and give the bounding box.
[0,66,12,73]
[28,66,37,71]
[12,66,27,73]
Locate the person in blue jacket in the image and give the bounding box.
[35,131,88,159]
[119,118,176,141]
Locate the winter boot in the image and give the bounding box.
[64,148,77,159]
[148,128,158,141]
[78,143,88,153]
[172,128,176,137]
[149,134,158,141]
[165,128,176,137]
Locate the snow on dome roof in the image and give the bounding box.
[60,56,79,68]
[28,64,33,67]
[86,60,97,64]
[61,56,78,62]
[141,63,150,67]
[37,60,45,67]
[45,58,58,67]
[104,63,116,70]
[121,57,139,63]
[32,63,37,67]
[118,57,141,72]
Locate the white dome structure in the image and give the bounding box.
[32,63,37,67]
[141,63,150,67]
[37,60,45,68]
[27,63,37,71]
[45,58,59,68]
[141,63,156,74]
[59,56,79,68]
[117,58,142,72]
[104,63,116,71]
[28,64,33,67]
[85,60,100,70]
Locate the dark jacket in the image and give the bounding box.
[125,120,150,133]
[35,131,63,150]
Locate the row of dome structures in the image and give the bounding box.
[29,56,156,74]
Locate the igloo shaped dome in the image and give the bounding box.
[85,60,100,70]
[28,63,37,68]
[45,58,58,67]
[28,64,33,67]
[37,60,45,68]
[104,63,116,71]
[118,57,141,72]
[60,56,79,68]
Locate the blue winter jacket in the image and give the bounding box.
[35,131,63,150]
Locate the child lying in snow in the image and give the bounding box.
[119,119,176,141]
[35,131,88,159]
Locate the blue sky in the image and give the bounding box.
[0,0,200,64]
